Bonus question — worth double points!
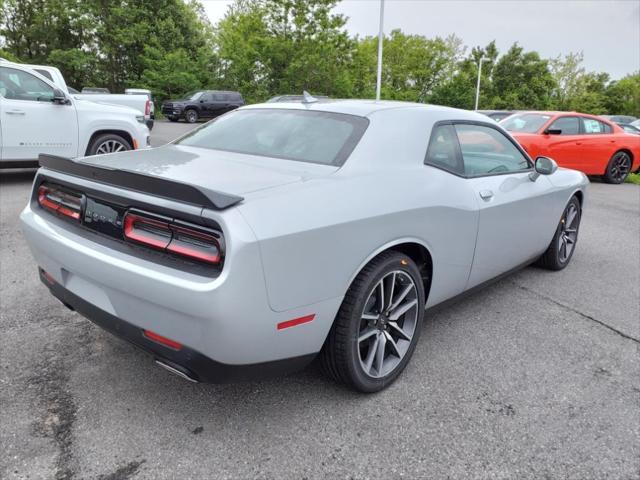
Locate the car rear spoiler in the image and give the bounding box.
[38,154,243,210]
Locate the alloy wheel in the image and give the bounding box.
[357,270,419,378]
[609,152,631,183]
[558,202,579,263]
[95,139,127,154]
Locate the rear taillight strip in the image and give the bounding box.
[123,211,222,265]
[38,185,81,221]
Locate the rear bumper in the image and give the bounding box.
[40,268,316,383]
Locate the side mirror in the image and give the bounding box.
[52,88,68,104]
[530,156,558,181]
[544,128,562,135]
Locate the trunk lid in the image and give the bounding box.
[81,144,338,197]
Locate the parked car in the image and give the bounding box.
[125,88,155,129]
[21,100,588,392]
[267,94,330,103]
[601,114,637,125]
[502,111,640,184]
[477,110,515,122]
[619,124,640,135]
[0,62,149,168]
[161,90,244,123]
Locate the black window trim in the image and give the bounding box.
[424,119,534,179]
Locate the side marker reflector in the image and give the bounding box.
[277,314,315,330]
[143,330,183,350]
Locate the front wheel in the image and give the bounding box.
[320,251,425,393]
[87,133,132,156]
[603,151,632,184]
[536,196,582,270]
[184,109,198,123]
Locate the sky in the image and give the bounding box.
[201,0,640,80]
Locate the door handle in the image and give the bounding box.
[479,190,494,200]
[575,142,582,145]
[6,110,25,115]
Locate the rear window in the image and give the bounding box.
[501,113,551,133]
[176,109,369,166]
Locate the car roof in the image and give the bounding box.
[241,99,481,119]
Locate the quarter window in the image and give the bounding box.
[548,116,580,135]
[424,124,464,175]
[454,124,530,176]
[0,66,55,102]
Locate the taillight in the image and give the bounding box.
[145,100,151,116]
[123,211,221,265]
[38,184,82,221]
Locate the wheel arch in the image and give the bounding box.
[605,148,634,175]
[346,238,434,306]
[84,129,134,155]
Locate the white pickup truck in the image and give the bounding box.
[25,64,154,130]
[0,61,150,168]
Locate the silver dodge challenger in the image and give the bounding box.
[21,99,588,392]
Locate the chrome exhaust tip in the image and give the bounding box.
[155,359,199,383]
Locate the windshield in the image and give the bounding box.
[501,113,552,133]
[176,108,369,166]
[182,91,203,101]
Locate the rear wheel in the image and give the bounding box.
[536,196,581,270]
[603,151,632,184]
[320,251,425,393]
[87,133,132,156]
[184,109,198,123]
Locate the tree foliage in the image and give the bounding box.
[1,0,638,115]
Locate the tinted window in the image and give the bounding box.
[0,67,54,102]
[549,116,580,135]
[177,109,368,166]
[502,113,552,133]
[582,118,608,134]
[425,124,463,175]
[455,124,530,176]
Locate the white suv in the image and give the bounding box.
[0,62,149,168]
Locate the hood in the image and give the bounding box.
[78,144,338,196]
[74,98,140,116]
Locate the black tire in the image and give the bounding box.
[184,109,198,123]
[86,133,132,156]
[603,151,632,184]
[536,196,581,271]
[320,251,425,393]
[168,116,179,122]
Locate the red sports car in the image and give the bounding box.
[502,112,640,184]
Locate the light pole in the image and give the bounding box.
[375,0,385,101]
[474,57,485,110]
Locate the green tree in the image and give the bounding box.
[353,30,463,102]
[491,43,556,109]
[605,73,640,117]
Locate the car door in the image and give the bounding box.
[453,122,558,288]
[539,115,583,170]
[199,92,214,118]
[578,117,619,174]
[0,66,78,162]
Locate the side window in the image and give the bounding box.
[582,118,608,134]
[455,124,531,176]
[424,124,464,175]
[548,116,580,135]
[211,93,223,102]
[0,67,54,102]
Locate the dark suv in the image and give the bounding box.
[162,90,244,123]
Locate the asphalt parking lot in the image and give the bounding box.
[1,120,638,479]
